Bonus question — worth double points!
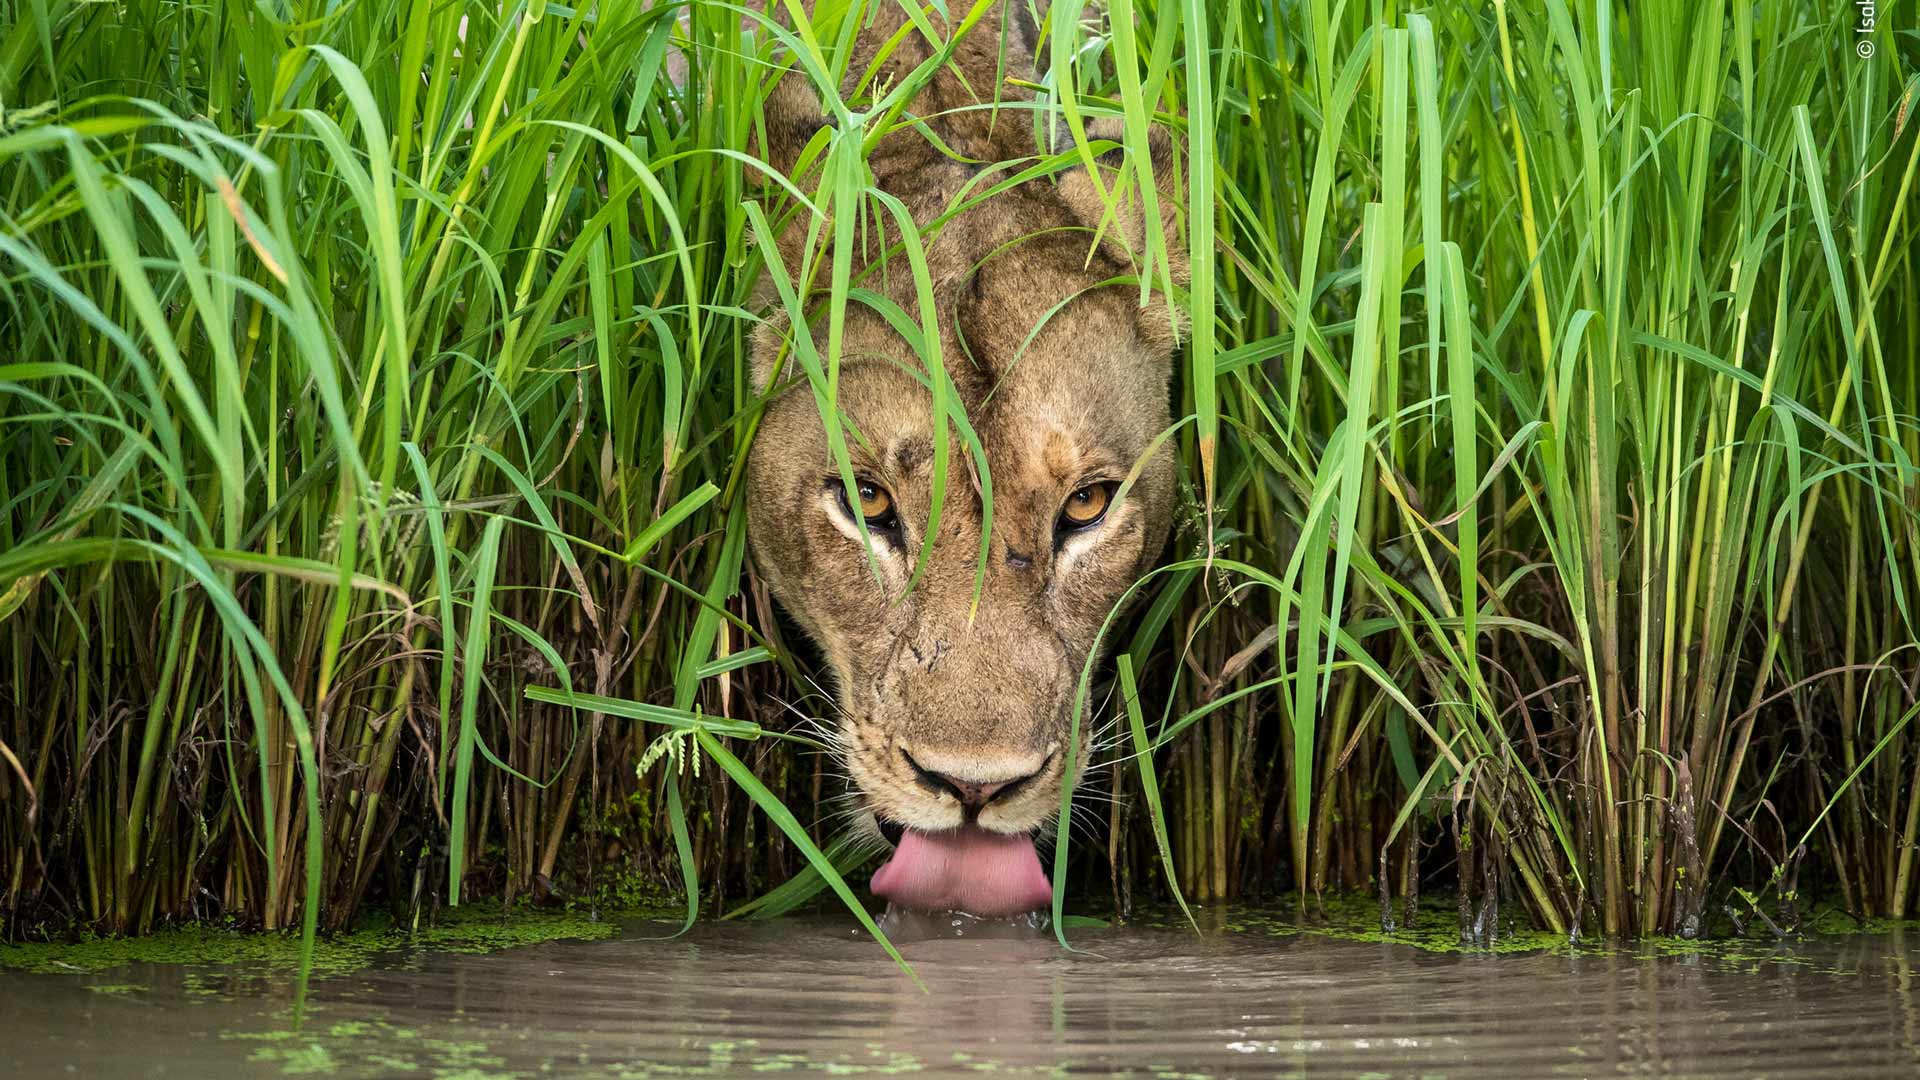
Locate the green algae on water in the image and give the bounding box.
[0,908,616,978]
[1125,893,1563,954]
[81,982,148,995]
[1806,907,1920,937]
[1122,895,1920,976]
[244,1042,339,1076]
[224,1017,518,1077]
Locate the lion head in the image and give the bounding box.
[744,0,1184,914]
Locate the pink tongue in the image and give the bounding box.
[870,826,1053,916]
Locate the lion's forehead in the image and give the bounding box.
[834,260,1163,437]
[839,369,1134,505]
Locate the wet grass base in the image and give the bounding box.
[12,892,1907,980]
[0,905,626,978]
[1129,892,1920,958]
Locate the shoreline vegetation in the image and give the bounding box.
[2,0,1917,997]
[0,904,619,977]
[4,895,1914,979]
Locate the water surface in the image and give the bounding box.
[6,912,1920,1077]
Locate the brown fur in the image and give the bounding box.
[745,1,1185,839]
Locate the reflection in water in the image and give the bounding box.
[876,903,1052,941]
[5,916,1920,1077]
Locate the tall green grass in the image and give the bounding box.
[1,0,1916,988]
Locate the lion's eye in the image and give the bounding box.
[857,481,893,521]
[1058,483,1113,531]
[836,478,898,531]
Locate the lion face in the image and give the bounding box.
[743,0,1182,913]
[747,279,1176,840]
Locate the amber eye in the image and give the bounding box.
[856,480,893,521]
[1059,483,1113,531]
[835,478,898,531]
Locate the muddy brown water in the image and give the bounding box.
[6,912,1920,1078]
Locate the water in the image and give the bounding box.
[6,912,1920,1077]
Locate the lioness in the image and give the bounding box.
[746,0,1184,915]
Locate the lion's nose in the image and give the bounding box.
[902,749,1048,819]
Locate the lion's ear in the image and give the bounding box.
[753,65,829,187]
[748,310,796,397]
[740,0,833,188]
[1052,118,1190,352]
[741,68,815,397]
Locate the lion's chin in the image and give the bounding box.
[869,824,1052,916]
